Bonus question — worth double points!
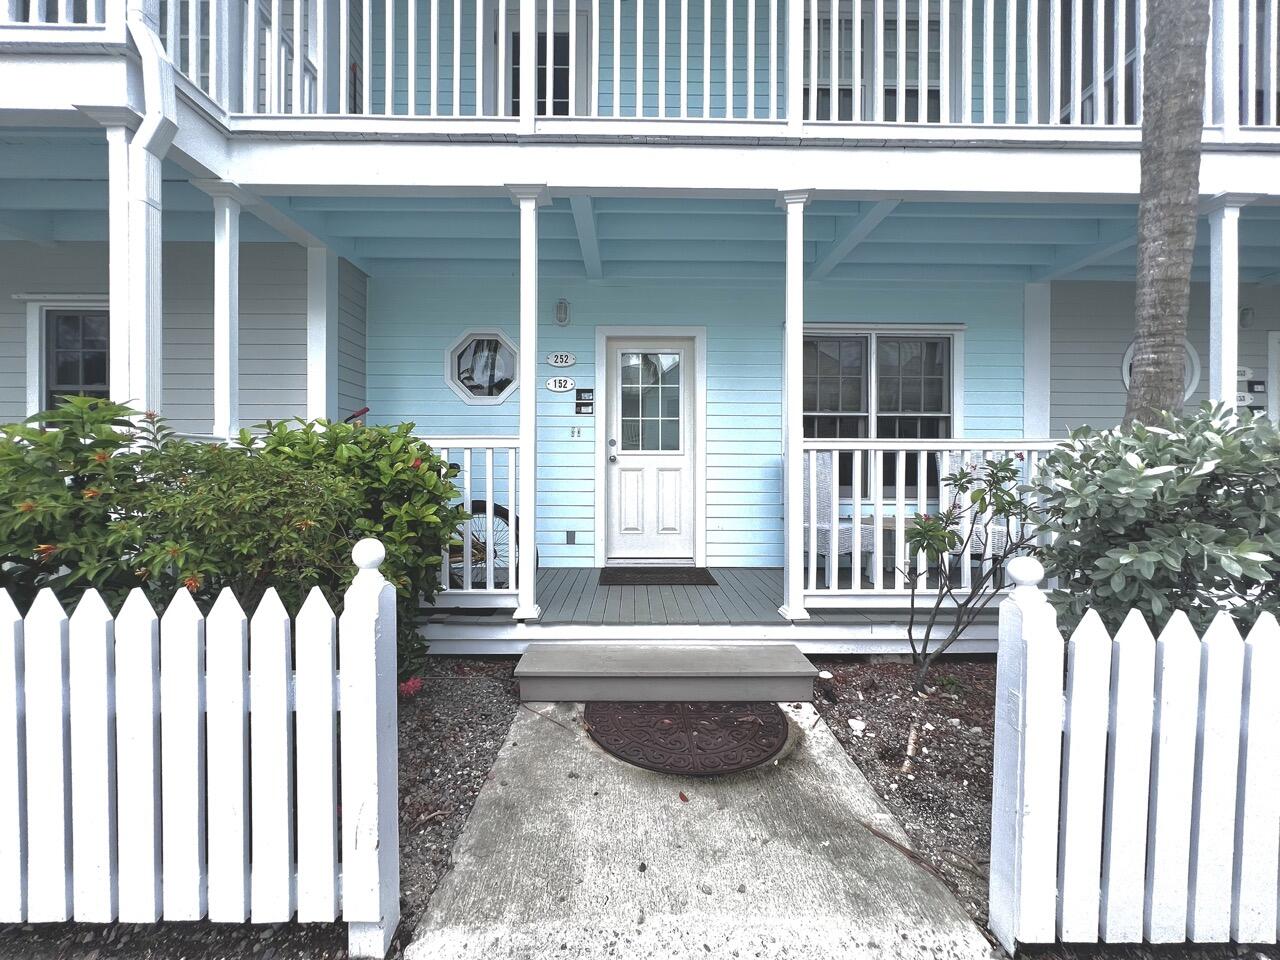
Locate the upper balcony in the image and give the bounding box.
[3,0,1278,145]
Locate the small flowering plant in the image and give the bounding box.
[901,454,1044,692]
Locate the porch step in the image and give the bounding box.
[514,642,816,702]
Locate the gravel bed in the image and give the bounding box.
[813,655,1280,960]
[0,656,518,960]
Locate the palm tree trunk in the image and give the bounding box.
[1124,0,1212,426]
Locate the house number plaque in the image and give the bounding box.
[546,376,576,393]
[547,352,577,368]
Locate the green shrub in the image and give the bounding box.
[0,399,465,675]
[1031,404,1280,632]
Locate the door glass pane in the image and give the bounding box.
[620,351,681,452]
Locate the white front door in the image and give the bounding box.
[604,339,696,563]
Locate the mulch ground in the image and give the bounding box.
[0,656,519,960]
[812,655,1280,960]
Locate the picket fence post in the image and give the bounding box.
[340,539,401,958]
[0,591,25,923]
[989,556,1063,953]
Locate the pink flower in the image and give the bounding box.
[399,676,425,699]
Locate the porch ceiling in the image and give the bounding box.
[1,128,1279,284]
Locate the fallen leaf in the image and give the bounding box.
[679,792,689,803]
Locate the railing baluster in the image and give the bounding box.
[769,0,778,117]
[639,0,646,116]
[727,0,735,117]
[477,0,485,115]
[168,0,181,65]
[960,0,971,122]
[1026,0,1038,122]
[431,0,440,114]
[937,449,951,582]
[893,451,906,589]
[873,0,884,119]
[547,0,554,116]
[872,450,884,590]
[499,0,508,114]
[573,0,581,114]
[295,0,306,113]
[808,0,818,118]
[248,0,262,113]
[831,0,839,120]
[617,0,625,115]
[462,448,473,589]
[1048,0,1060,121]
[747,0,755,118]
[850,449,863,591]
[1092,0,1103,123]
[1113,0,1126,124]
[1003,0,1015,122]
[807,449,818,591]
[439,447,452,590]
[592,0,602,114]
[938,0,948,121]
[362,0,372,113]
[852,0,862,120]
[453,0,462,115]
[1069,0,1081,122]
[681,0,690,114]
[1203,0,1213,125]
[702,0,710,115]
[271,0,284,111]
[896,0,906,120]
[917,0,927,122]
[827,450,840,590]
[407,0,417,113]
[1267,0,1278,126]
[339,0,350,114]
[485,448,496,590]
[507,446,518,587]
[916,449,927,582]
[980,0,991,122]
[959,447,973,590]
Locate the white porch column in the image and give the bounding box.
[519,0,536,132]
[212,196,241,438]
[307,247,341,421]
[1209,203,1240,407]
[107,124,165,414]
[779,189,810,622]
[509,184,547,621]
[786,0,804,131]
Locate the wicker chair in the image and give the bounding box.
[802,453,878,584]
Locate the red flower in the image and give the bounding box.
[93,451,110,463]
[399,676,425,699]
[82,488,101,500]
[17,500,36,513]
[411,457,423,470]
[183,575,202,593]
[34,543,57,558]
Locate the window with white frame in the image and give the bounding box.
[803,332,952,439]
[447,330,519,405]
[44,309,111,410]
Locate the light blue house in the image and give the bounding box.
[1,0,1278,651]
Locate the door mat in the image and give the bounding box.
[598,567,718,586]
[584,701,788,775]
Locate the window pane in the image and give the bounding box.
[55,315,80,349]
[818,379,840,411]
[878,376,900,412]
[803,377,818,410]
[840,376,864,412]
[878,339,900,376]
[621,419,641,450]
[621,354,641,385]
[82,351,108,386]
[660,386,680,418]
[82,314,109,348]
[803,340,818,376]
[902,339,923,376]
[817,341,840,377]
[924,339,947,376]
[840,338,865,375]
[456,337,515,397]
[640,355,660,385]
[923,377,945,412]
[657,354,680,384]
[641,420,660,450]
[900,376,924,412]
[55,351,79,386]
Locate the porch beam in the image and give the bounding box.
[1209,202,1241,406]
[809,200,900,280]
[569,196,604,280]
[211,195,241,439]
[510,184,548,622]
[779,189,810,622]
[1031,227,1136,281]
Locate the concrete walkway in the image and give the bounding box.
[405,702,998,960]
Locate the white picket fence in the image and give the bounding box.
[990,556,1280,952]
[0,539,400,959]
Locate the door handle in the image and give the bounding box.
[609,454,618,463]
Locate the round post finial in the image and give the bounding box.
[352,538,386,571]
[1006,555,1045,589]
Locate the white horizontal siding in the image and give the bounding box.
[0,242,309,433]
[1049,281,1280,436]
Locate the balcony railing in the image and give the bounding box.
[6,0,1278,134]
[800,438,1059,603]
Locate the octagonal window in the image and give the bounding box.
[448,331,519,405]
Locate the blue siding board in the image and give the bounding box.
[367,274,1026,567]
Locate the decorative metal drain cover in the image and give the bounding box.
[583,701,788,776]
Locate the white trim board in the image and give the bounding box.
[593,325,708,568]
[1269,331,1280,423]
[1022,283,1051,437]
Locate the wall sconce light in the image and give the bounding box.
[555,298,571,326]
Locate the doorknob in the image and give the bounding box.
[609,454,618,463]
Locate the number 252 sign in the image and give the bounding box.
[546,376,576,393]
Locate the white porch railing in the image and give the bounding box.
[425,436,522,608]
[0,539,400,958]
[990,557,1280,950]
[1,0,110,24]
[800,438,1058,604]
